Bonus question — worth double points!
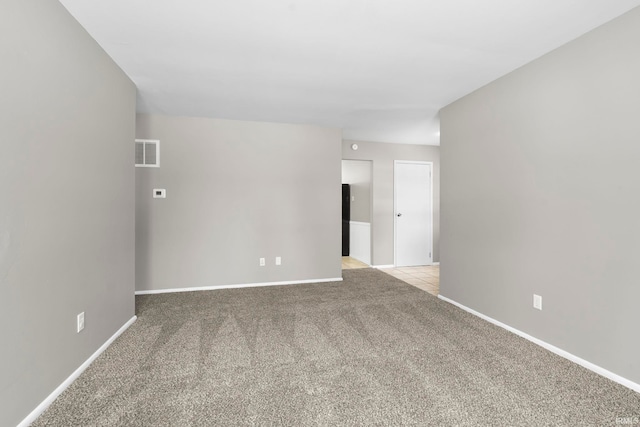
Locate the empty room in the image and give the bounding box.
[2,0,640,426]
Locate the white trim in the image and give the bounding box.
[393,160,434,267]
[135,277,344,295]
[374,263,438,268]
[18,316,137,427]
[437,295,640,394]
[349,221,371,265]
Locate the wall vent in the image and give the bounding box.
[135,139,160,167]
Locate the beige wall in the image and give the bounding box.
[136,114,342,292]
[342,160,372,223]
[440,7,640,384]
[0,1,136,425]
[342,140,440,265]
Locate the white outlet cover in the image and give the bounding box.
[77,312,85,333]
[276,257,281,265]
[533,294,542,310]
[259,258,265,266]
[153,188,166,198]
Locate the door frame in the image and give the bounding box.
[393,160,434,267]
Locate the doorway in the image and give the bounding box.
[394,161,433,267]
[341,160,373,268]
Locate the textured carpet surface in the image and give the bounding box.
[33,269,639,426]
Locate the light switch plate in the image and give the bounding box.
[533,294,542,310]
[77,312,85,333]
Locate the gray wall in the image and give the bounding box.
[342,140,440,266]
[0,1,136,425]
[136,114,342,292]
[341,160,372,223]
[440,7,640,385]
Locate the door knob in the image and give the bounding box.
[397,213,402,217]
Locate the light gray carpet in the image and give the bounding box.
[33,269,639,426]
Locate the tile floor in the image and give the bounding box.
[342,257,439,296]
[380,265,439,296]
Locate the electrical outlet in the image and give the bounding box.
[533,294,542,311]
[77,312,85,333]
[275,256,281,266]
[259,257,265,267]
[153,189,166,198]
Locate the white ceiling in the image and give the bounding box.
[59,0,640,145]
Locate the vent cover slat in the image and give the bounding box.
[135,142,145,165]
[144,142,157,165]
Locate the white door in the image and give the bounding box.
[394,161,432,267]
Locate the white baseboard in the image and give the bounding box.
[437,295,640,394]
[135,277,344,295]
[373,263,439,269]
[18,315,137,427]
